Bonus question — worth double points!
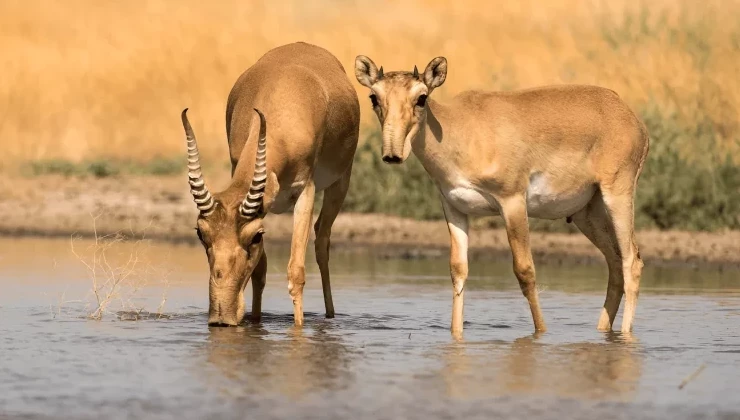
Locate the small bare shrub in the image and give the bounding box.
[70,215,171,320]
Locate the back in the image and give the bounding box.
[453,85,628,132]
[448,85,645,162]
[226,43,358,161]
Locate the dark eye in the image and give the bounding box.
[369,94,379,108]
[416,94,427,108]
[250,231,264,246]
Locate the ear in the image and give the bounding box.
[355,55,380,88]
[423,57,447,91]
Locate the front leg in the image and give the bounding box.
[441,199,469,338]
[288,181,315,327]
[499,195,547,332]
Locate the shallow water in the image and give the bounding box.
[1,237,739,419]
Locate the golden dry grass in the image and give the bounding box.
[1,0,739,171]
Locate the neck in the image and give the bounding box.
[410,98,451,173]
[224,136,279,212]
[226,151,258,199]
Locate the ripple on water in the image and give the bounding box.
[1,238,739,419]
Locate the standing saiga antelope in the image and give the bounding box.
[183,42,360,326]
[355,55,649,335]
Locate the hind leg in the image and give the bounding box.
[571,191,624,331]
[601,188,644,333]
[500,195,547,332]
[314,167,352,318]
[250,251,267,322]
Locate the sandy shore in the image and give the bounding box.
[1,174,738,270]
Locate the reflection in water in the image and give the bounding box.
[439,333,643,402]
[201,315,354,398]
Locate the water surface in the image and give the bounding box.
[1,237,739,419]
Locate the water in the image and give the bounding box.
[1,237,739,419]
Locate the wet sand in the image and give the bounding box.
[1,174,738,270]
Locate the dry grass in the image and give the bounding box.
[70,215,171,320]
[1,0,739,172]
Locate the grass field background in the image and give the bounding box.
[1,0,738,230]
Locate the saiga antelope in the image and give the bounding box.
[355,55,649,335]
[183,42,360,326]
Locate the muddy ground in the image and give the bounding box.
[1,174,738,270]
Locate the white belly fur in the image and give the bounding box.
[443,184,499,215]
[526,173,594,219]
[442,174,594,219]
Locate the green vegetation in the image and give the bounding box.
[24,157,186,178]
[636,103,740,230]
[341,132,443,220]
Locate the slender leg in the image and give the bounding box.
[571,192,624,331]
[250,250,267,322]
[601,191,643,333]
[288,180,315,326]
[314,168,352,318]
[499,195,546,332]
[441,199,469,338]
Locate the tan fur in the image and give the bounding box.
[356,55,649,336]
[187,43,360,326]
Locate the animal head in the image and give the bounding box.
[354,55,447,164]
[181,108,267,326]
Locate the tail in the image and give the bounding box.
[635,119,650,185]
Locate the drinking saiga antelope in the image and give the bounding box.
[182,42,360,326]
[355,55,649,335]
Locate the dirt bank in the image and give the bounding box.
[1,175,738,270]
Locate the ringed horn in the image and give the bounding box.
[182,108,215,217]
[239,109,267,219]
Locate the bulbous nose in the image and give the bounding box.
[207,301,241,327]
[382,155,402,164]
